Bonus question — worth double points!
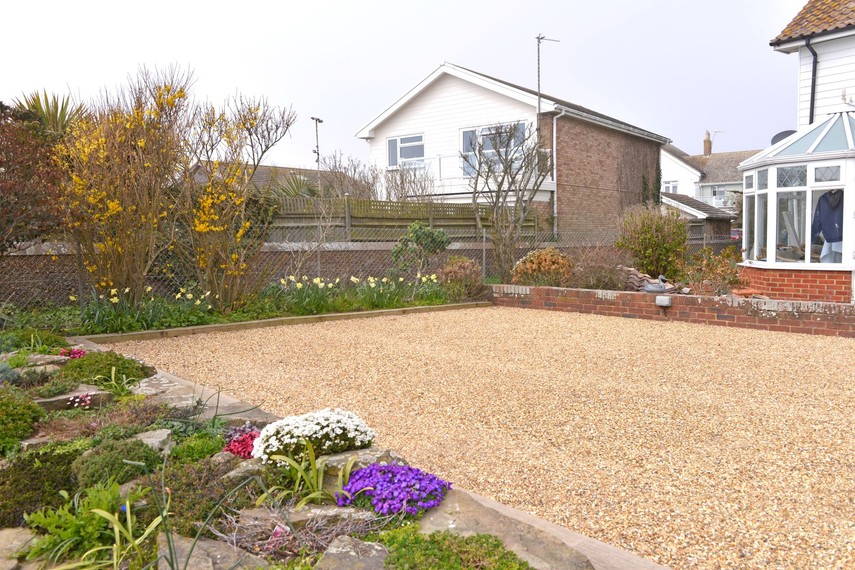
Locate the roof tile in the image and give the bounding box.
[771,0,855,45]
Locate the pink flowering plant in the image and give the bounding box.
[68,393,92,410]
[223,431,260,459]
[58,348,87,359]
[336,463,451,516]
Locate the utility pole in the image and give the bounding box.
[311,116,323,192]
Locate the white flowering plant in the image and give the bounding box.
[252,408,376,466]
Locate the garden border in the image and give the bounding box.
[491,285,855,337]
[76,302,492,344]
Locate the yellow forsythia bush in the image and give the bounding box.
[511,247,574,287]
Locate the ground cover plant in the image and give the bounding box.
[511,247,575,288]
[0,385,44,454]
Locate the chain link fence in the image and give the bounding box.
[1,220,739,311]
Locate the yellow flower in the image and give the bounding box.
[186,293,193,299]
[110,297,119,304]
[317,282,324,288]
[110,288,118,296]
[280,278,286,285]
[350,276,360,284]
[398,277,404,282]
[145,286,152,293]
[312,277,322,285]
[206,305,211,309]
[195,300,201,306]
[430,274,437,281]
[99,294,105,300]
[289,275,296,282]
[421,277,427,283]
[124,287,130,293]
[69,295,77,302]
[369,282,376,288]
[295,282,303,289]
[175,292,182,299]
[327,283,334,288]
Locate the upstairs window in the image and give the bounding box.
[662,181,678,194]
[461,122,527,176]
[387,135,424,168]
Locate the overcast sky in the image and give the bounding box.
[3,0,807,168]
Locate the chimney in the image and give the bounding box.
[703,130,712,156]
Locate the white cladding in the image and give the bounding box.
[366,73,543,199]
[660,149,702,198]
[797,33,855,127]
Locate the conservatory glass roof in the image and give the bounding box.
[740,111,855,170]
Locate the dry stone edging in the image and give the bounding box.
[314,535,387,570]
[0,528,37,570]
[32,383,113,412]
[156,534,268,570]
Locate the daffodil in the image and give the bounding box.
[327,283,334,288]
[296,282,303,289]
[145,286,152,293]
[350,276,360,284]
[289,275,296,282]
[175,292,182,299]
[110,288,118,296]
[280,278,286,285]
[68,295,77,302]
[195,299,201,306]
[124,287,130,293]
[186,293,193,299]
[110,297,119,304]
[369,282,376,288]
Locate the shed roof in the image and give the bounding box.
[771,0,855,46]
[661,193,736,220]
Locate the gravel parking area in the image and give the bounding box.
[109,306,854,569]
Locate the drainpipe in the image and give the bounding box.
[552,107,568,238]
[806,38,818,124]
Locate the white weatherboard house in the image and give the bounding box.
[738,0,855,303]
[356,62,668,237]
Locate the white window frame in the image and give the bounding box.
[461,121,527,176]
[662,181,678,194]
[386,134,425,169]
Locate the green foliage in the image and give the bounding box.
[391,222,451,278]
[24,480,150,565]
[5,351,29,369]
[151,456,256,538]
[412,275,448,305]
[92,367,140,397]
[437,256,486,302]
[93,423,145,444]
[71,438,163,488]
[57,351,153,386]
[615,206,688,279]
[379,525,533,569]
[16,366,53,390]
[0,385,44,455]
[29,377,79,398]
[511,248,575,288]
[679,246,744,295]
[352,276,405,309]
[0,362,20,385]
[26,437,95,458]
[259,439,356,510]
[0,328,68,353]
[0,447,80,527]
[279,276,339,315]
[170,432,226,464]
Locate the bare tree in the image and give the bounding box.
[384,163,435,201]
[461,122,552,282]
[320,151,380,199]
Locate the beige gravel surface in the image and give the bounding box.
[108,306,855,569]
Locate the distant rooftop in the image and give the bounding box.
[661,193,735,220]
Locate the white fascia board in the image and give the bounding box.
[662,149,703,178]
[773,27,855,53]
[557,104,670,144]
[661,195,708,219]
[355,62,548,140]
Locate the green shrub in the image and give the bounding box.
[93,423,145,444]
[71,438,163,488]
[170,432,226,464]
[26,437,96,458]
[0,386,45,455]
[679,245,744,295]
[150,456,255,538]
[24,480,149,564]
[379,525,533,569]
[438,256,486,302]
[56,351,154,386]
[511,248,575,287]
[391,221,451,278]
[0,329,68,353]
[615,206,688,279]
[0,448,81,527]
[0,362,20,385]
[29,377,79,399]
[5,352,29,369]
[15,366,53,390]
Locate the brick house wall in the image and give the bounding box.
[539,114,661,236]
[739,265,853,304]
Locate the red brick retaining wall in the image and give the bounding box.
[491,285,855,338]
[738,265,853,304]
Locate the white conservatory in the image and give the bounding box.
[738,111,855,303]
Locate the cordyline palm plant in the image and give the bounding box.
[15,90,87,140]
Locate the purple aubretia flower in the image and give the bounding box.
[337,463,451,516]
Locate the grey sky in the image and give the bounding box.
[3,0,806,167]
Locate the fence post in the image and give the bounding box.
[344,193,352,241]
[316,219,322,276]
[75,240,86,310]
[482,228,487,281]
